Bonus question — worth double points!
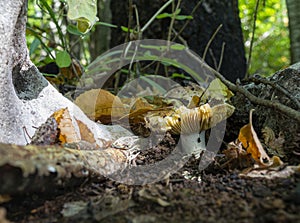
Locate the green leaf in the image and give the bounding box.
[67,24,83,35]
[67,0,98,34]
[29,38,41,55]
[95,22,118,28]
[206,78,234,101]
[170,73,191,80]
[175,15,193,20]
[156,9,192,21]
[174,8,181,15]
[121,26,135,33]
[56,51,72,68]
[156,13,172,19]
[170,44,186,50]
[77,17,91,33]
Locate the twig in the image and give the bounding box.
[141,0,174,33]
[167,0,182,43]
[202,24,223,61]
[192,57,300,122]
[217,42,226,72]
[172,28,188,46]
[246,0,260,78]
[172,0,203,42]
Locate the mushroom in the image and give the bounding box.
[147,103,235,158]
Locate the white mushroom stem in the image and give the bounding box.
[180,131,206,159]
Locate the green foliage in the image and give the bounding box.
[56,50,72,68]
[239,0,290,76]
[67,0,98,34]
[156,9,193,20]
[27,0,97,68]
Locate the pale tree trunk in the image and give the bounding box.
[0,0,31,143]
[286,0,300,63]
[0,0,129,145]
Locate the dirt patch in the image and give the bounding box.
[1,137,300,223]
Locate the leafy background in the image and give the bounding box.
[26,0,290,77]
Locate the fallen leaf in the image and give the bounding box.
[204,78,234,101]
[76,119,96,144]
[240,165,300,179]
[238,109,270,166]
[75,89,126,123]
[52,108,80,144]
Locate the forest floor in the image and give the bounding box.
[2,135,300,223]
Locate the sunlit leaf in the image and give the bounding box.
[67,24,83,35]
[75,89,126,123]
[56,51,72,68]
[67,0,98,34]
[205,78,234,101]
[52,108,80,144]
[29,38,40,55]
[238,109,270,166]
[170,44,186,50]
[175,15,193,20]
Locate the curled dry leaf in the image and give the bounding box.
[76,119,96,144]
[31,108,98,146]
[52,108,80,144]
[238,109,270,166]
[75,89,126,123]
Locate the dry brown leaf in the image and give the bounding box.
[238,109,270,166]
[76,119,96,144]
[262,126,285,157]
[75,89,126,123]
[52,108,80,144]
[127,97,156,120]
[222,140,253,169]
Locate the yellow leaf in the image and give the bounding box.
[205,78,234,101]
[75,89,126,124]
[238,109,270,166]
[76,119,96,144]
[52,108,80,144]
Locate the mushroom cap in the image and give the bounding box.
[165,103,234,135]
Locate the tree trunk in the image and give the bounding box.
[0,0,32,144]
[89,0,112,61]
[110,0,246,82]
[286,0,300,63]
[0,0,129,145]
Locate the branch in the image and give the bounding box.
[203,64,300,123]
[0,143,128,195]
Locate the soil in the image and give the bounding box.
[1,135,300,223]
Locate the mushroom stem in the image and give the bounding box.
[180,131,206,159]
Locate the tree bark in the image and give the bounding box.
[110,0,246,82]
[0,0,32,144]
[286,0,300,63]
[0,0,130,145]
[89,0,112,61]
